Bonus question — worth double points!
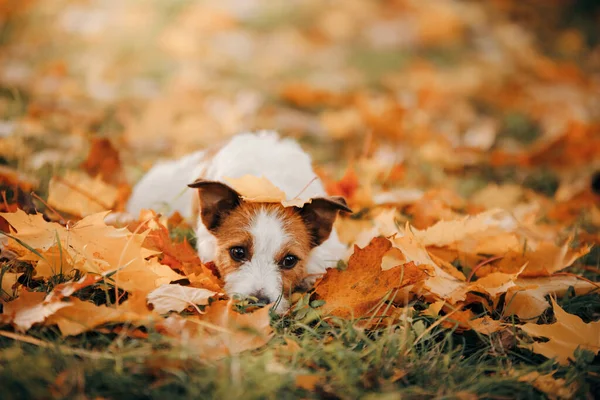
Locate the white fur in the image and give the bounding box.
[127,150,206,219]
[224,208,290,312]
[126,131,347,308]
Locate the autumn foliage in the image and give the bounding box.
[0,0,599,398]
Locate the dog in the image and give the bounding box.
[127,131,351,311]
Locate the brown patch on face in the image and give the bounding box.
[210,202,313,296]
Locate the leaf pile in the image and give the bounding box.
[0,0,599,398]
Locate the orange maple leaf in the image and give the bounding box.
[135,212,223,292]
[80,137,123,185]
[314,237,429,319]
[325,165,360,201]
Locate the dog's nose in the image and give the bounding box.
[250,290,270,305]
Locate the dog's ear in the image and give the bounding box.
[188,179,241,232]
[299,196,352,247]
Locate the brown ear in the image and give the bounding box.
[188,179,241,232]
[299,196,352,247]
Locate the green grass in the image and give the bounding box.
[1,289,599,399]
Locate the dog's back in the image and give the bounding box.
[127,131,326,218]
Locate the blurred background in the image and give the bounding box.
[0,0,599,211]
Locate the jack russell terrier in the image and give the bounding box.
[127,131,351,312]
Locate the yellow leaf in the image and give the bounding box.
[520,298,600,365]
[505,276,596,320]
[315,237,430,319]
[414,209,516,247]
[295,374,322,391]
[515,371,577,399]
[1,272,21,296]
[46,292,155,336]
[488,240,590,277]
[1,210,183,294]
[147,284,220,313]
[47,171,119,217]
[1,291,72,332]
[158,299,273,360]
[224,175,311,207]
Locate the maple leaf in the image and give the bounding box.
[134,211,223,292]
[405,189,465,229]
[514,371,577,399]
[1,210,183,294]
[413,209,516,247]
[1,271,21,297]
[1,290,71,332]
[1,274,121,333]
[224,175,312,207]
[157,299,273,359]
[481,240,590,277]
[426,302,504,335]
[147,284,220,313]
[314,237,429,319]
[80,137,123,185]
[520,298,600,365]
[46,274,103,300]
[324,165,359,201]
[504,276,596,320]
[46,291,155,336]
[47,171,124,217]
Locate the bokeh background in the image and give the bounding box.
[0,0,599,203]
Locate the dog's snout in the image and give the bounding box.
[251,290,270,304]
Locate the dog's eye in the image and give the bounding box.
[280,254,299,270]
[229,246,247,262]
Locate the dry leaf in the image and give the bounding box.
[46,291,155,336]
[1,210,183,294]
[80,137,123,185]
[1,271,21,296]
[484,240,590,277]
[224,175,311,207]
[158,299,273,359]
[414,209,516,247]
[520,298,600,365]
[515,371,577,399]
[147,284,219,314]
[324,165,360,202]
[47,171,120,217]
[1,290,71,332]
[314,237,429,319]
[505,276,596,320]
[295,374,322,391]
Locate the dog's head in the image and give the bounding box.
[188,179,351,311]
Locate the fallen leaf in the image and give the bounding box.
[414,209,516,247]
[46,291,155,336]
[1,271,21,296]
[505,276,596,320]
[295,374,322,391]
[1,290,71,332]
[515,371,577,399]
[136,212,223,292]
[46,274,102,300]
[80,137,123,185]
[324,165,360,201]
[224,175,310,207]
[320,108,362,139]
[47,171,120,217]
[147,284,219,313]
[158,299,273,359]
[1,210,183,294]
[468,316,505,335]
[520,298,600,365]
[314,237,429,319]
[482,240,590,277]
